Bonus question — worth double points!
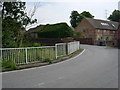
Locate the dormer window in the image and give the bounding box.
[101,23,109,26]
[112,24,115,27]
[113,31,115,33]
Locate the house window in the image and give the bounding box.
[106,37,109,41]
[104,30,106,33]
[98,29,100,32]
[83,29,86,33]
[113,31,115,33]
[112,24,115,27]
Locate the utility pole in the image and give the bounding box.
[105,10,108,20]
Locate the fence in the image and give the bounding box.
[1,46,56,65]
[74,38,93,45]
[55,43,67,58]
[1,41,80,65]
[67,41,80,55]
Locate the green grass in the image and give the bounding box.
[2,60,18,70]
[43,58,52,64]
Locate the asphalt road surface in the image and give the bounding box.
[2,45,118,88]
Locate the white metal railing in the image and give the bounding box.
[67,41,80,55]
[1,46,56,65]
[1,41,80,65]
[55,43,67,58]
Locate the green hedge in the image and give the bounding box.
[38,23,73,38]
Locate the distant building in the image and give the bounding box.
[115,20,120,47]
[27,25,45,39]
[119,1,120,10]
[76,18,119,46]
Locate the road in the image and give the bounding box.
[2,45,118,88]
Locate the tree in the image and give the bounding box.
[81,11,94,18]
[70,10,94,28]
[38,23,73,38]
[70,11,81,28]
[2,2,37,47]
[108,10,120,22]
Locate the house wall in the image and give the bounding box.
[76,19,95,40]
[76,18,117,45]
[95,29,116,41]
[114,22,120,47]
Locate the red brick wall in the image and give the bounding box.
[74,38,93,45]
[75,18,117,46]
[28,38,75,45]
[76,18,95,40]
[114,22,120,47]
[95,29,116,41]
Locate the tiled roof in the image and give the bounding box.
[86,18,119,30]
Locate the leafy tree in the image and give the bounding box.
[38,23,73,38]
[70,10,94,28]
[81,11,94,18]
[108,10,120,22]
[2,2,37,47]
[70,11,82,28]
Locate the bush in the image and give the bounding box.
[43,58,52,64]
[33,43,41,47]
[38,23,74,38]
[2,60,18,70]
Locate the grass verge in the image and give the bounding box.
[2,48,84,72]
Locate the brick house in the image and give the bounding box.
[76,18,118,45]
[115,20,120,47]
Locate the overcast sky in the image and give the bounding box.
[21,0,120,30]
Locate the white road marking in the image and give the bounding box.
[2,49,86,74]
[34,82,45,88]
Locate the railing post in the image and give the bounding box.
[25,48,28,64]
[79,41,80,49]
[55,44,57,59]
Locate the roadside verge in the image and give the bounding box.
[2,49,85,72]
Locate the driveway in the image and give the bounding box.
[2,45,118,88]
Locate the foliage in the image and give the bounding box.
[70,10,94,28]
[2,2,37,48]
[73,32,85,38]
[2,60,18,70]
[81,11,94,18]
[43,58,52,64]
[108,10,120,22]
[70,11,82,28]
[33,43,41,47]
[38,23,74,38]
[21,34,42,47]
[21,41,41,47]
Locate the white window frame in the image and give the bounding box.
[104,30,106,33]
[98,29,100,32]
